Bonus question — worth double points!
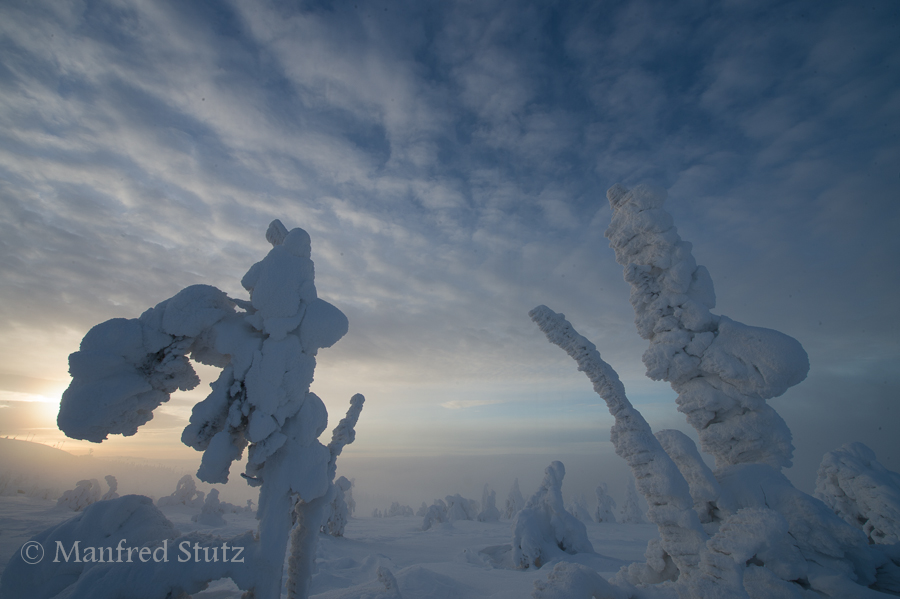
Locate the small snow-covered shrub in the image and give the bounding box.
[322,476,352,536]
[445,493,479,521]
[192,488,226,526]
[477,485,501,522]
[57,479,101,511]
[386,501,414,517]
[157,474,205,507]
[101,475,119,501]
[422,499,448,530]
[511,461,594,569]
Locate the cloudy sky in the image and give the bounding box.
[1,0,898,499]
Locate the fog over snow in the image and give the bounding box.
[0,0,898,507]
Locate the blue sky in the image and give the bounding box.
[0,0,898,496]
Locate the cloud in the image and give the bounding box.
[439,399,509,410]
[0,0,897,476]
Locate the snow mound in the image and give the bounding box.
[0,495,177,599]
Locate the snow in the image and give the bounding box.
[0,493,656,598]
[816,442,900,545]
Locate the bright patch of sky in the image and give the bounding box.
[0,0,898,492]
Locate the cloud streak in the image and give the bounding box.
[0,0,897,488]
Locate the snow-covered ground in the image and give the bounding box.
[0,494,658,598]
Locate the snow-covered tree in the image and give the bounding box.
[422,499,448,530]
[477,485,501,522]
[54,220,365,599]
[445,493,479,521]
[511,461,594,570]
[101,475,119,501]
[386,502,414,517]
[322,476,353,536]
[505,478,525,519]
[528,185,895,598]
[816,442,900,545]
[567,495,594,524]
[595,483,616,524]
[530,306,704,580]
[192,488,226,527]
[618,478,644,524]
[605,183,809,471]
[57,479,102,511]
[157,474,205,507]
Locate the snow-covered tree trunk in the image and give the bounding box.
[604,184,809,470]
[286,393,364,599]
[530,305,706,579]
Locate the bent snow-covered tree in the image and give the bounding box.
[528,185,900,598]
[55,220,364,599]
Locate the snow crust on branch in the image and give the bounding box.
[605,184,809,470]
[511,461,595,570]
[529,305,706,578]
[816,442,900,545]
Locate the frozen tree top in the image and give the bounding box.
[59,220,350,489]
[605,184,809,469]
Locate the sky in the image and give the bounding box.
[0,0,898,502]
